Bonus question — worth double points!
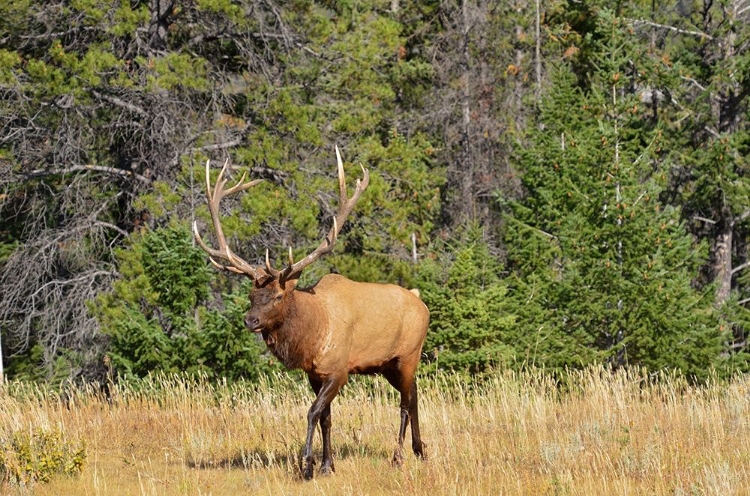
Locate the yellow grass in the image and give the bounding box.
[1,366,749,495]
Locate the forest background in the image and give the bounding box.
[1,0,748,385]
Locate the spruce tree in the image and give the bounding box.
[505,10,723,379]
[416,226,516,373]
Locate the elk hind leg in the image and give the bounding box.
[383,366,420,466]
[407,378,426,459]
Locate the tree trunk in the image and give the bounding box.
[534,0,541,99]
[460,0,473,220]
[714,218,734,306]
[149,0,174,52]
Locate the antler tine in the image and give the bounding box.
[207,255,244,274]
[204,159,212,202]
[281,146,369,280]
[226,173,263,195]
[336,145,347,207]
[193,159,264,280]
[212,159,230,203]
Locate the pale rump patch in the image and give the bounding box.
[409,288,420,298]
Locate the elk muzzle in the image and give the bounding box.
[244,313,263,332]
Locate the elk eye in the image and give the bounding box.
[274,295,283,302]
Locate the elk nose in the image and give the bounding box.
[245,315,260,330]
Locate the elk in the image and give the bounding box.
[192,148,429,480]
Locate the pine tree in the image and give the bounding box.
[505,10,723,379]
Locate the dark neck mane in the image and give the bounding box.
[262,289,327,371]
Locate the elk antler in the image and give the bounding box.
[193,159,264,280]
[276,146,369,281]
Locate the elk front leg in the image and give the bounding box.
[302,374,346,480]
[308,376,335,475]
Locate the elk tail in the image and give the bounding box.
[409,288,421,298]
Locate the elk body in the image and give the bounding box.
[193,148,429,479]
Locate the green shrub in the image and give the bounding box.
[0,428,86,487]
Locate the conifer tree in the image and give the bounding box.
[416,226,516,373]
[505,10,723,379]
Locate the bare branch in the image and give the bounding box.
[681,75,708,93]
[731,260,750,275]
[24,165,152,185]
[693,216,717,225]
[90,90,149,118]
[192,138,244,152]
[629,18,714,40]
[93,221,129,238]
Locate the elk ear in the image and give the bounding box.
[253,268,275,288]
[280,276,298,292]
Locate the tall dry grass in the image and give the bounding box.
[1,366,748,495]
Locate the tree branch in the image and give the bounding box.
[680,75,708,93]
[24,165,152,185]
[93,221,129,238]
[693,215,717,224]
[629,19,714,40]
[91,90,148,118]
[192,138,244,152]
[731,260,750,275]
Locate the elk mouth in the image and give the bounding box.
[246,321,264,333]
[245,316,264,333]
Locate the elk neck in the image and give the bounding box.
[261,287,328,371]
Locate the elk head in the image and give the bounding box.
[192,147,369,334]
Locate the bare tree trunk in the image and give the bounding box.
[460,0,474,220]
[149,0,174,51]
[712,3,741,307]
[714,215,734,306]
[534,0,541,99]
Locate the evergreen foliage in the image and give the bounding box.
[505,11,723,380]
[417,227,516,373]
[92,225,278,381]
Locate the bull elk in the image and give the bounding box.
[192,147,429,479]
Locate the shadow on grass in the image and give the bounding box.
[186,448,294,470]
[335,441,392,461]
[186,441,393,471]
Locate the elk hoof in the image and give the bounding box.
[319,461,335,475]
[414,441,427,460]
[302,458,315,480]
[391,450,404,467]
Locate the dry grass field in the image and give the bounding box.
[1,366,749,495]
